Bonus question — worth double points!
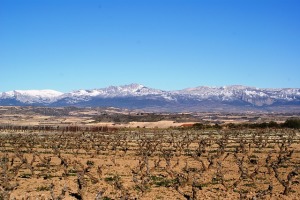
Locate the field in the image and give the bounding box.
[1,127,300,200]
[0,106,298,129]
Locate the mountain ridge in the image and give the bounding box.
[1,84,300,112]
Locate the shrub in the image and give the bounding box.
[283,118,300,129]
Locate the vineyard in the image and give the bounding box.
[0,128,300,199]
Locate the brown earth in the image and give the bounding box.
[1,128,300,199]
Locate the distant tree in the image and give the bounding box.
[193,123,204,129]
[214,123,222,129]
[268,121,279,128]
[260,122,269,128]
[283,118,300,129]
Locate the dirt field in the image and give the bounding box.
[1,106,299,130]
[1,128,300,200]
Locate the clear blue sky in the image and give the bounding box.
[1,0,300,92]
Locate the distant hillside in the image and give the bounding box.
[1,84,300,112]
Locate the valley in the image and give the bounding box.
[0,106,299,129]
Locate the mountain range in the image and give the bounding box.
[1,84,300,112]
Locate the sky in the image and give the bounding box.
[1,0,300,92]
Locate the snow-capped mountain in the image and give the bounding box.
[176,85,300,106]
[1,84,300,112]
[61,84,165,99]
[0,90,63,104]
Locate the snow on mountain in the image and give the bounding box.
[175,85,300,103]
[0,90,63,104]
[97,83,165,97]
[97,83,163,97]
[61,84,167,100]
[0,84,300,109]
[169,85,300,108]
[173,85,249,101]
